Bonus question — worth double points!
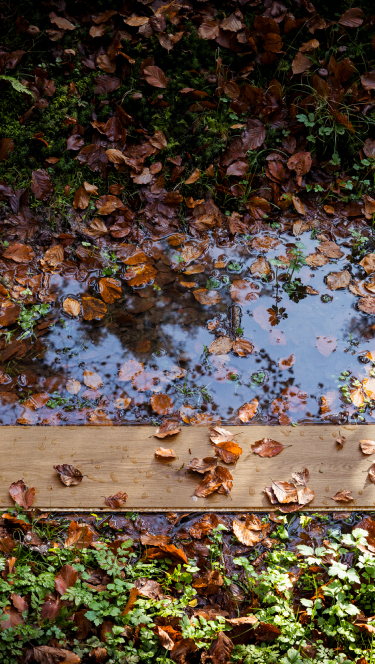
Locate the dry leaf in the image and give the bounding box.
[155,447,176,459]
[336,434,346,448]
[331,490,353,502]
[104,491,128,508]
[213,441,242,463]
[9,479,35,509]
[54,465,83,486]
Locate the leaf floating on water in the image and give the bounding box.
[208,336,233,355]
[193,289,221,305]
[104,491,128,508]
[150,393,174,415]
[238,399,258,422]
[230,279,259,305]
[118,360,144,382]
[358,296,375,315]
[360,440,375,454]
[83,370,103,389]
[278,354,295,370]
[232,338,254,356]
[252,438,285,457]
[54,464,83,486]
[326,270,351,291]
[81,297,107,321]
[9,479,35,509]
[330,490,353,502]
[154,420,181,438]
[318,241,344,259]
[63,297,80,317]
[155,447,176,459]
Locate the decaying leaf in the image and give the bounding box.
[213,441,242,463]
[326,270,351,290]
[194,466,233,497]
[193,289,221,305]
[154,421,181,438]
[150,393,173,415]
[63,297,81,317]
[208,336,233,354]
[331,490,353,502]
[186,457,218,474]
[336,433,346,448]
[104,491,128,508]
[82,297,107,321]
[368,463,375,484]
[54,465,83,486]
[238,399,258,422]
[252,438,285,457]
[9,479,35,509]
[209,427,235,444]
[360,440,375,455]
[155,447,176,459]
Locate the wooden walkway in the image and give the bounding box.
[1,424,375,511]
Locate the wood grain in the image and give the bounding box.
[0,424,374,511]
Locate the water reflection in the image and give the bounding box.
[1,212,374,426]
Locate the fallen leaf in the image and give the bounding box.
[66,379,81,395]
[213,441,242,463]
[194,466,233,497]
[193,289,221,305]
[251,236,280,252]
[54,564,78,595]
[292,196,305,215]
[186,457,218,474]
[154,421,181,438]
[63,298,80,317]
[238,400,258,422]
[252,438,285,457]
[49,13,76,30]
[336,434,346,448]
[360,440,375,455]
[143,66,167,88]
[54,465,83,486]
[31,169,53,201]
[233,513,266,546]
[331,490,353,502]
[360,254,375,274]
[208,336,233,355]
[104,491,128,508]
[318,241,344,259]
[185,168,200,184]
[339,7,363,27]
[73,186,89,210]
[210,631,233,664]
[292,52,312,75]
[82,297,107,321]
[150,393,173,415]
[83,371,102,389]
[351,387,365,407]
[316,335,337,357]
[232,338,254,356]
[119,359,144,381]
[278,354,295,370]
[305,253,329,267]
[326,270,351,290]
[3,243,34,263]
[250,257,270,277]
[230,279,259,304]
[271,480,298,504]
[358,296,375,315]
[9,479,35,509]
[99,278,122,304]
[155,447,176,459]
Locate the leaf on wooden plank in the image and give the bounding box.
[9,479,35,509]
[104,491,128,508]
[252,438,285,457]
[54,464,83,486]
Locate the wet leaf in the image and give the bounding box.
[251,236,280,252]
[209,426,234,444]
[278,353,295,370]
[358,296,375,315]
[230,279,259,304]
[193,289,221,305]
[155,447,176,459]
[233,514,263,546]
[66,379,81,395]
[292,52,312,75]
[232,338,254,356]
[73,186,89,210]
[54,564,78,595]
[336,434,346,448]
[238,399,258,422]
[292,196,305,215]
[185,169,200,184]
[54,465,83,486]
[318,241,344,259]
[339,7,363,27]
[9,479,35,509]
[154,421,181,438]
[327,270,351,290]
[83,371,102,389]
[360,440,375,455]
[209,631,233,664]
[104,491,128,508]
[99,278,122,304]
[3,243,34,263]
[305,253,329,267]
[271,480,298,504]
[63,298,80,317]
[213,441,242,463]
[250,257,270,277]
[186,457,218,474]
[252,438,285,457]
[316,336,337,357]
[360,254,375,274]
[331,490,353,502]
[208,336,233,355]
[150,393,174,415]
[194,466,233,497]
[31,169,53,201]
[369,463,375,484]
[82,297,107,321]
[0,138,14,161]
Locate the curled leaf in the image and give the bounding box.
[104,491,128,508]
[54,464,83,486]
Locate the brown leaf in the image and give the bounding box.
[214,441,242,463]
[292,52,312,75]
[0,605,24,631]
[54,564,78,595]
[9,479,35,509]
[326,270,351,290]
[0,138,14,161]
[185,168,200,184]
[144,66,167,88]
[193,289,221,305]
[209,427,234,444]
[34,645,80,662]
[198,20,220,39]
[194,466,233,497]
[0,537,16,553]
[271,480,298,504]
[104,491,128,508]
[254,622,281,642]
[339,7,363,28]
[208,336,233,355]
[156,626,174,650]
[3,243,34,263]
[369,463,375,484]
[233,514,264,547]
[221,13,242,31]
[73,186,89,210]
[238,399,258,422]
[85,218,108,238]
[155,447,176,459]
[65,522,93,549]
[186,457,218,474]
[82,297,107,321]
[318,241,344,259]
[316,335,337,357]
[251,236,280,252]
[292,196,305,215]
[150,393,173,415]
[278,353,295,370]
[232,338,254,356]
[77,145,108,178]
[98,278,122,304]
[154,420,181,438]
[63,298,80,317]
[331,490,353,502]
[49,12,76,30]
[209,631,233,664]
[192,569,223,594]
[31,169,53,201]
[119,359,144,381]
[250,257,270,277]
[54,465,83,486]
[252,438,285,457]
[360,440,375,455]
[230,279,259,304]
[83,371,102,389]
[247,196,270,218]
[336,434,346,448]
[287,152,312,177]
[305,253,329,267]
[359,296,375,315]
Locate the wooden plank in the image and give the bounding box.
[0,424,374,511]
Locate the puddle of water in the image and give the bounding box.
[0,210,374,426]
